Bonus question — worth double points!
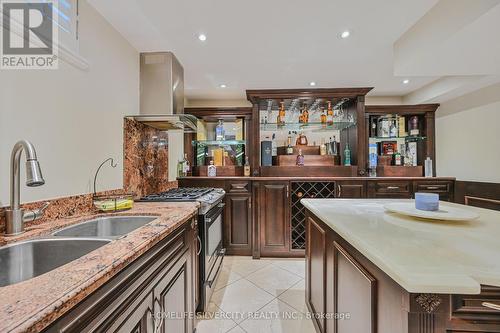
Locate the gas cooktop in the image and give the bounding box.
[138,187,226,214]
[139,188,213,202]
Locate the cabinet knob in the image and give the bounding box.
[297,192,303,198]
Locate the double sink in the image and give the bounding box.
[0,216,156,288]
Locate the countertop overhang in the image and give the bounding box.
[0,202,199,333]
[301,198,500,295]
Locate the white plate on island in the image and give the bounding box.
[384,202,480,221]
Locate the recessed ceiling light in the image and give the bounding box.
[340,30,350,39]
[198,34,207,41]
[219,84,227,88]
[403,79,410,84]
[309,81,316,86]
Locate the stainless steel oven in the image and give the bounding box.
[198,200,225,312]
[137,187,226,313]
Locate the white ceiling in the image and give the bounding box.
[88,0,500,103]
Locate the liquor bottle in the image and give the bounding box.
[398,116,406,137]
[332,136,338,156]
[207,160,217,177]
[278,101,286,125]
[320,138,327,156]
[271,133,277,156]
[296,149,305,166]
[286,132,294,155]
[320,107,327,124]
[326,101,334,125]
[177,159,184,177]
[182,153,190,175]
[368,143,378,177]
[371,118,377,137]
[215,119,225,140]
[409,116,420,136]
[425,157,433,177]
[296,132,308,146]
[343,143,351,166]
[244,156,251,176]
[393,150,402,166]
[303,105,309,124]
[326,137,333,155]
[389,119,398,138]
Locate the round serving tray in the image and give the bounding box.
[384,202,480,221]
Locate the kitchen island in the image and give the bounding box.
[301,199,500,333]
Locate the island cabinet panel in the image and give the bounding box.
[255,181,291,257]
[43,219,197,333]
[336,180,366,198]
[306,211,411,333]
[306,217,327,333]
[334,241,377,333]
[224,193,252,255]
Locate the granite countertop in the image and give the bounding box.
[0,202,199,333]
[301,199,500,295]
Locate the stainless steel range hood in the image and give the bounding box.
[127,52,197,133]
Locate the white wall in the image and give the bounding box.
[0,1,139,205]
[436,85,500,182]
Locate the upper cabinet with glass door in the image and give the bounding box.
[184,107,253,175]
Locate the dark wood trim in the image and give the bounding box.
[185,107,253,120]
[455,180,500,211]
[246,87,373,103]
[259,166,358,177]
[306,216,327,333]
[365,104,440,115]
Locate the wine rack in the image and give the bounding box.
[290,181,336,250]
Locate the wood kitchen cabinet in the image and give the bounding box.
[254,181,291,257]
[224,193,252,255]
[44,218,197,333]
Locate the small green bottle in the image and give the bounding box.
[344,143,351,166]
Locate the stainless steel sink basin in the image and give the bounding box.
[0,238,110,287]
[52,216,156,238]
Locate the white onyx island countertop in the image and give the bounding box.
[301,199,500,295]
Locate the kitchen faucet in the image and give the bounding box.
[4,140,48,235]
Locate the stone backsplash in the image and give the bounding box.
[123,118,177,198]
[0,118,178,234]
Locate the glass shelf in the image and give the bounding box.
[260,121,356,132]
[369,136,427,142]
[193,140,246,145]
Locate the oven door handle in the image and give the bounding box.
[205,204,225,224]
[205,248,226,288]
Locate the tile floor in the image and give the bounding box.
[195,256,316,333]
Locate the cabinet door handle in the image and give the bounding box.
[153,299,164,333]
[387,186,400,190]
[197,236,202,256]
[286,185,289,198]
[482,302,500,311]
[338,185,342,198]
[426,186,440,190]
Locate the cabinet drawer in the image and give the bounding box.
[227,181,251,193]
[414,181,451,193]
[368,181,412,199]
[451,285,500,323]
